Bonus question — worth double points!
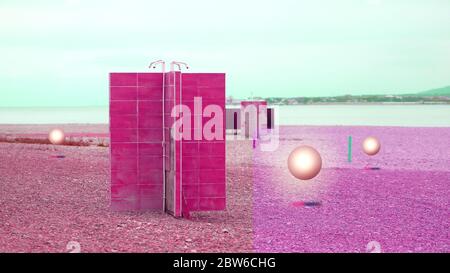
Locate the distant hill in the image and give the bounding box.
[414,86,450,97]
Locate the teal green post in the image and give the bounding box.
[348,136,352,162]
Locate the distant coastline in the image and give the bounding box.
[228,95,450,106]
[228,101,450,106]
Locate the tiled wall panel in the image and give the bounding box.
[179,73,226,213]
[110,72,164,211]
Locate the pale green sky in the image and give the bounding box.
[1,0,449,106]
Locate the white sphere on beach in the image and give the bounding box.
[287,145,322,180]
[49,129,65,145]
[362,136,381,156]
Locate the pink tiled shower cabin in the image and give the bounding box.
[110,72,226,217]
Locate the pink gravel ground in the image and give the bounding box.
[1,125,449,252]
[253,126,450,252]
[0,126,253,252]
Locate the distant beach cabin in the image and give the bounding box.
[225,100,275,138]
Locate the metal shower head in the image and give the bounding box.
[149,60,165,69]
[170,61,189,71]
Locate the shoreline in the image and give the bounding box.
[1,102,449,109]
[1,124,449,147]
[0,124,109,146]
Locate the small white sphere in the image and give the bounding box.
[49,129,65,145]
[287,145,322,180]
[362,136,381,156]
